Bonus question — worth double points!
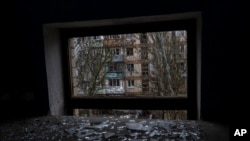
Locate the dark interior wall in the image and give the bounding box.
[201,1,247,124]
[1,0,247,123]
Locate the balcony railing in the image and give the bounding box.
[103,39,123,46]
[105,72,124,79]
[96,86,125,94]
[89,39,103,47]
[112,55,124,62]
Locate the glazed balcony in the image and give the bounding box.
[105,72,124,79]
[96,86,125,94]
[112,54,124,62]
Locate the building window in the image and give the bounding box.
[115,48,120,55]
[178,62,185,71]
[127,64,134,71]
[108,63,123,72]
[142,80,149,92]
[128,80,134,87]
[126,34,133,40]
[109,79,120,86]
[140,33,147,43]
[179,45,185,54]
[127,48,133,56]
[48,12,201,119]
[142,63,149,76]
[93,36,104,40]
[106,34,121,39]
[107,48,121,56]
[141,48,148,59]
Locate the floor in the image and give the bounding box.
[0,115,229,141]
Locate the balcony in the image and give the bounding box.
[96,86,125,94]
[103,39,123,46]
[124,39,136,46]
[112,55,124,62]
[105,72,124,79]
[176,53,186,60]
[90,39,103,47]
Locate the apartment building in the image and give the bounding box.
[70,31,187,96]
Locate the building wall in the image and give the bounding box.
[125,79,142,94]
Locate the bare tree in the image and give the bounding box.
[73,36,114,96]
[142,31,187,119]
[146,31,187,96]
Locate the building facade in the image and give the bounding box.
[70,31,187,96]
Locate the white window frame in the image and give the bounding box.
[127,80,135,88]
[109,79,120,86]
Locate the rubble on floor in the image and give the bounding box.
[0,115,225,141]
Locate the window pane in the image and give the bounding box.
[127,64,134,71]
[127,48,133,56]
[69,31,187,97]
[128,80,134,87]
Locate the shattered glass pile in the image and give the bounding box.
[0,116,206,141]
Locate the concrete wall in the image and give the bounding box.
[43,27,65,115]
